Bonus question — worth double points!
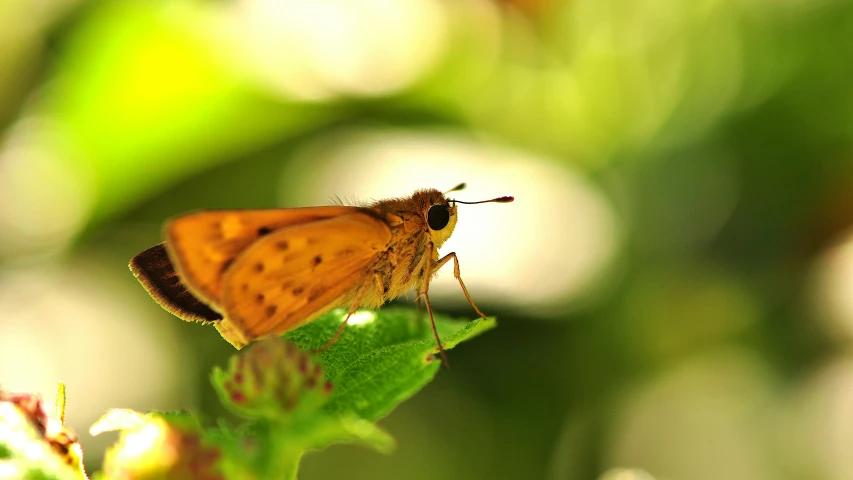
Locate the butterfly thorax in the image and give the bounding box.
[358,189,458,307]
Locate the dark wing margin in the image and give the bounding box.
[129,243,223,323]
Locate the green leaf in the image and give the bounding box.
[284,307,496,421]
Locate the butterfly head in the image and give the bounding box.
[417,184,514,249]
[411,189,458,249]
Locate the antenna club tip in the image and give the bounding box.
[451,194,515,205]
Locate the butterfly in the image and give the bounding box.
[129,184,513,366]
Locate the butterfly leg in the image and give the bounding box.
[419,242,450,368]
[412,291,427,339]
[432,252,488,319]
[314,272,380,353]
[415,294,424,317]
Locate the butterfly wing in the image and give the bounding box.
[219,211,391,345]
[165,206,359,306]
[129,242,223,323]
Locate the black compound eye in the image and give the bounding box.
[427,204,451,230]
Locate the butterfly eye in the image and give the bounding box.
[427,204,451,230]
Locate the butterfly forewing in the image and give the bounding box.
[220,211,392,341]
[165,207,358,306]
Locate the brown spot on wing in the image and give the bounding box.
[220,258,234,274]
[307,285,327,303]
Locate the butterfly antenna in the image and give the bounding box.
[451,195,514,205]
[445,183,467,194]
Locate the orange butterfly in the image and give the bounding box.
[129,184,513,365]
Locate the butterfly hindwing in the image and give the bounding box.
[129,242,223,323]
